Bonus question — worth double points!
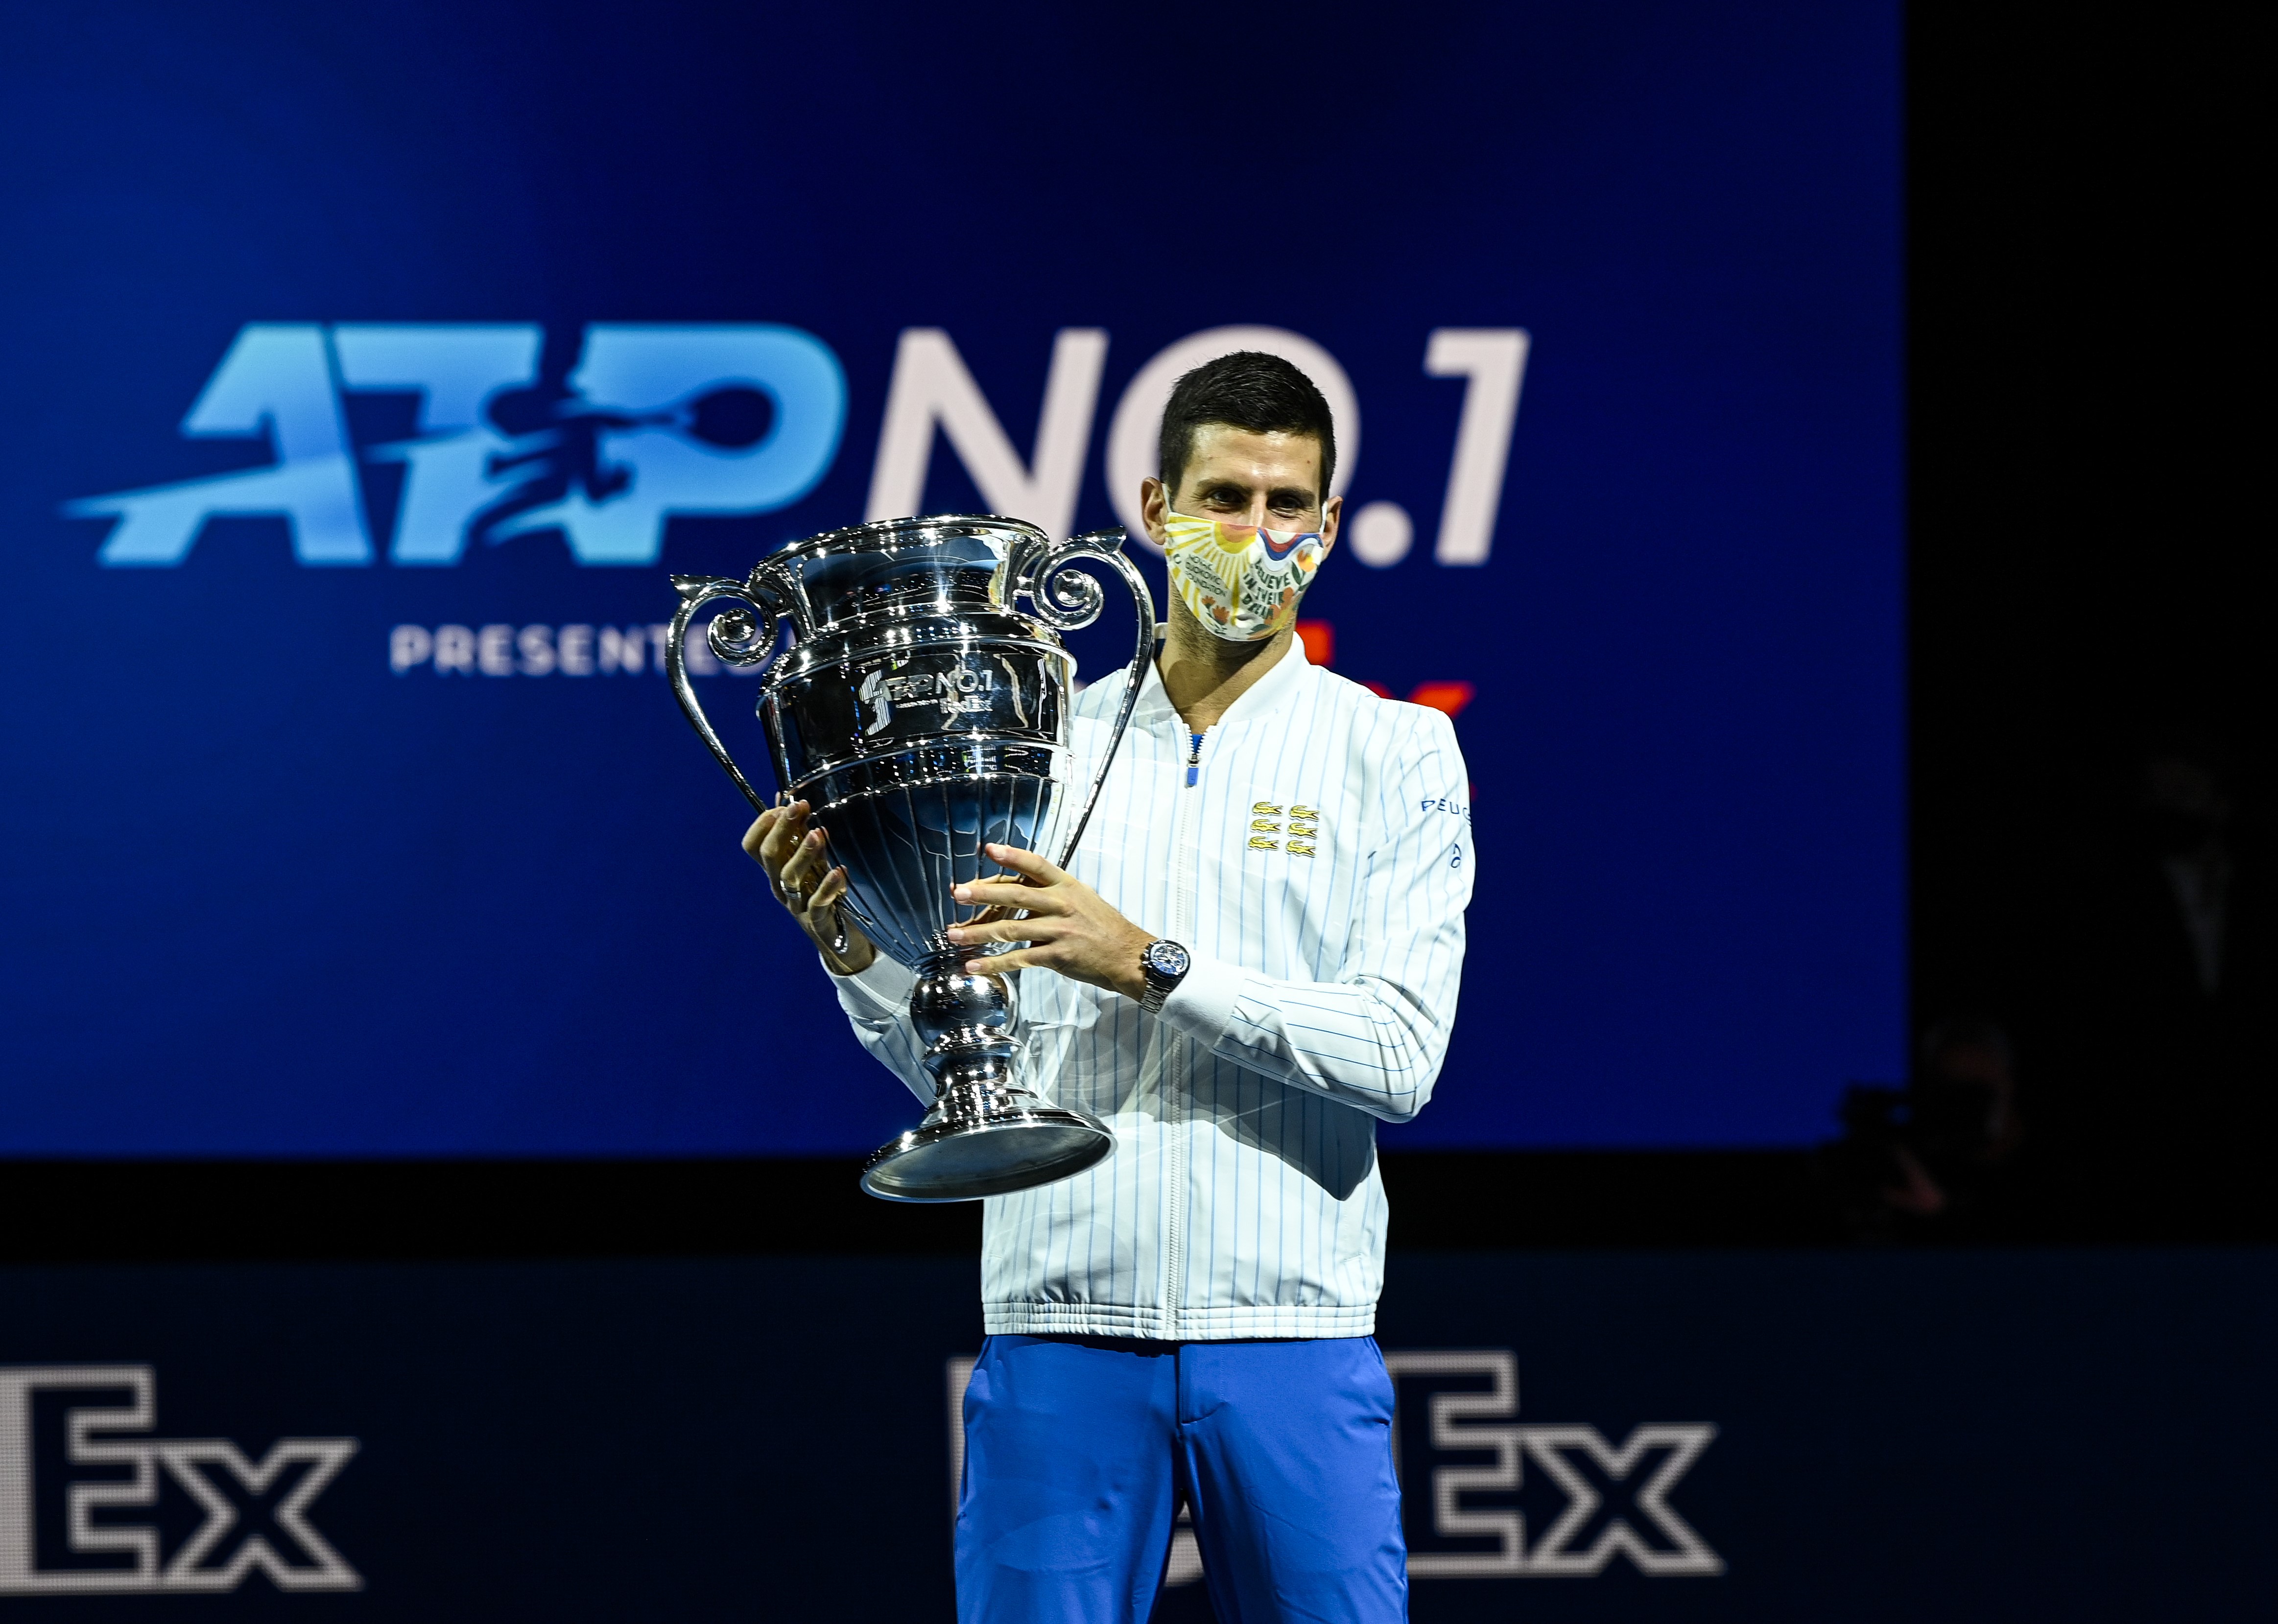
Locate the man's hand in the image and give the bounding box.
[947,843,1154,1001]
[742,800,877,975]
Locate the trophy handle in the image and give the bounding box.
[1016,528,1157,869]
[666,571,786,814]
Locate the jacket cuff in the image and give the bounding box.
[1155,951,1242,1049]
[831,952,916,1020]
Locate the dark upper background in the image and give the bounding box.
[1900,0,2268,1243]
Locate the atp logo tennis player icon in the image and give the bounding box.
[468,374,778,549]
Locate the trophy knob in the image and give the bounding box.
[910,961,1019,1050]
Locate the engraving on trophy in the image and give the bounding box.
[863,660,997,722]
[665,516,1155,1204]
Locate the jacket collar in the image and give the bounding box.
[1133,626,1310,735]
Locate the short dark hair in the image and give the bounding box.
[1158,351,1337,502]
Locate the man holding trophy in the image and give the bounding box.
[739,353,1472,1623]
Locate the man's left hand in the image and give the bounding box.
[946,843,1154,1001]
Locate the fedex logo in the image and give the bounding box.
[943,1348,1718,1587]
[0,1366,359,1596]
[1386,1351,1722,1578]
[65,323,1526,571]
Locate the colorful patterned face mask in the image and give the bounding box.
[1161,510,1331,642]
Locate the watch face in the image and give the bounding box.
[1145,940,1191,979]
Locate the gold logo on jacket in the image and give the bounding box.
[1245,801,1321,857]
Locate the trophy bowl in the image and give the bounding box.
[666,516,1154,1202]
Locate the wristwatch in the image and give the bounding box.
[1138,939,1192,1015]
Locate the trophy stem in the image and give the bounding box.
[856,953,1114,1203]
[911,950,1022,1097]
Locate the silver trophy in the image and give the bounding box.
[667,515,1155,1202]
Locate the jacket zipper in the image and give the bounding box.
[1161,728,1204,1331]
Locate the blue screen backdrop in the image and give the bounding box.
[0,1,1902,1154]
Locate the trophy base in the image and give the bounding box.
[859,1096,1114,1203]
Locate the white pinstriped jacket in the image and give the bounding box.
[831,633,1472,1339]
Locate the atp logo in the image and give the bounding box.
[64,323,847,567]
[0,1365,359,1596]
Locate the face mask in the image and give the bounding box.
[1161,510,1331,642]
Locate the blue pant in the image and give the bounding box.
[956,1334,1407,1624]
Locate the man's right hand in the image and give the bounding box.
[743,800,878,975]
